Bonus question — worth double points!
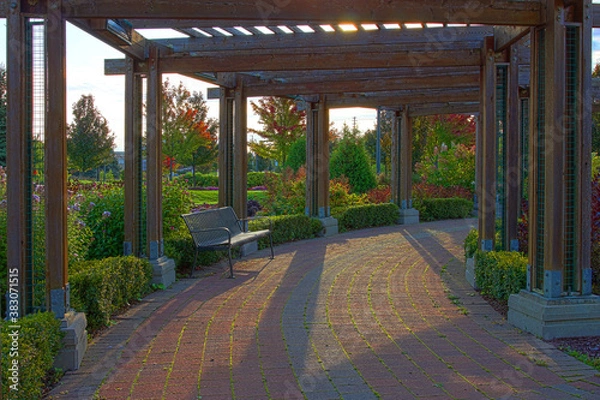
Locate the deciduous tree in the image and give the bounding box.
[67,94,115,175]
[249,97,306,169]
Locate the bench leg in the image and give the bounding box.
[269,234,274,259]
[190,250,198,278]
[227,247,235,279]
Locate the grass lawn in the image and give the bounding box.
[190,190,268,205]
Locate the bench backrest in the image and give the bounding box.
[182,207,243,247]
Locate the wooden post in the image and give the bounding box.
[233,81,248,219]
[479,36,496,251]
[45,0,69,318]
[6,2,28,319]
[305,97,337,234]
[218,88,234,208]
[580,0,593,295]
[146,46,163,260]
[123,57,143,256]
[508,0,600,340]
[317,97,330,218]
[390,110,401,207]
[505,46,521,251]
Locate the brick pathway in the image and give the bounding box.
[48,219,600,399]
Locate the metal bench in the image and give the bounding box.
[181,207,274,278]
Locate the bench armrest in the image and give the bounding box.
[240,216,272,232]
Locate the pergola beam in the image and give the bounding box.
[57,0,543,25]
[153,26,492,53]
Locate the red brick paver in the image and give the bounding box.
[48,219,600,399]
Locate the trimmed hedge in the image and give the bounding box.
[1,312,64,399]
[337,203,399,232]
[464,228,479,259]
[70,256,153,332]
[475,251,527,300]
[249,214,323,246]
[414,197,474,222]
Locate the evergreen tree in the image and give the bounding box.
[0,65,6,166]
[364,110,393,177]
[284,137,306,172]
[330,124,376,194]
[67,94,115,175]
[249,97,306,169]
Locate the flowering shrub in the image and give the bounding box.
[366,186,391,204]
[262,168,306,215]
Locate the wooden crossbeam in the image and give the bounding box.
[152,26,492,53]
[58,0,543,26]
[325,87,479,108]
[242,71,479,97]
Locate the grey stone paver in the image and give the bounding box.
[47,219,600,399]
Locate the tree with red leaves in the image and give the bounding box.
[162,80,217,180]
[249,97,306,169]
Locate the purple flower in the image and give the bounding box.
[32,194,41,203]
[88,202,96,209]
[102,211,111,219]
[71,203,81,212]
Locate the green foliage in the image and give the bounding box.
[329,178,368,215]
[263,168,306,215]
[249,97,306,168]
[337,203,399,232]
[330,136,377,194]
[464,228,479,259]
[81,186,126,259]
[0,65,6,166]
[1,312,64,399]
[414,197,474,222]
[475,251,527,300]
[176,172,219,188]
[70,256,153,332]
[415,143,475,190]
[67,94,116,174]
[247,172,267,188]
[162,180,194,238]
[164,232,225,274]
[284,137,307,172]
[249,214,323,246]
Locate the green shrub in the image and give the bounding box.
[70,256,153,332]
[414,197,473,222]
[178,172,219,188]
[475,251,527,300]
[250,214,323,246]
[464,228,479,259]
[337,203,399,232]
[330,137,377,194]
[162,180,195,239]
[247,172,267,188]
[164,233,225,274]
[1,312,64,399]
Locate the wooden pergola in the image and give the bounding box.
[3,0,600,369]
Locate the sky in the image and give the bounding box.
[2,18,600,151]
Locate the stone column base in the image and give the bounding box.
[319,217,338,237]
[150,256,176,287]
[54,311,87,371]
[398,208,419,225]
[465,257,478,289]
[508,290,600,340]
